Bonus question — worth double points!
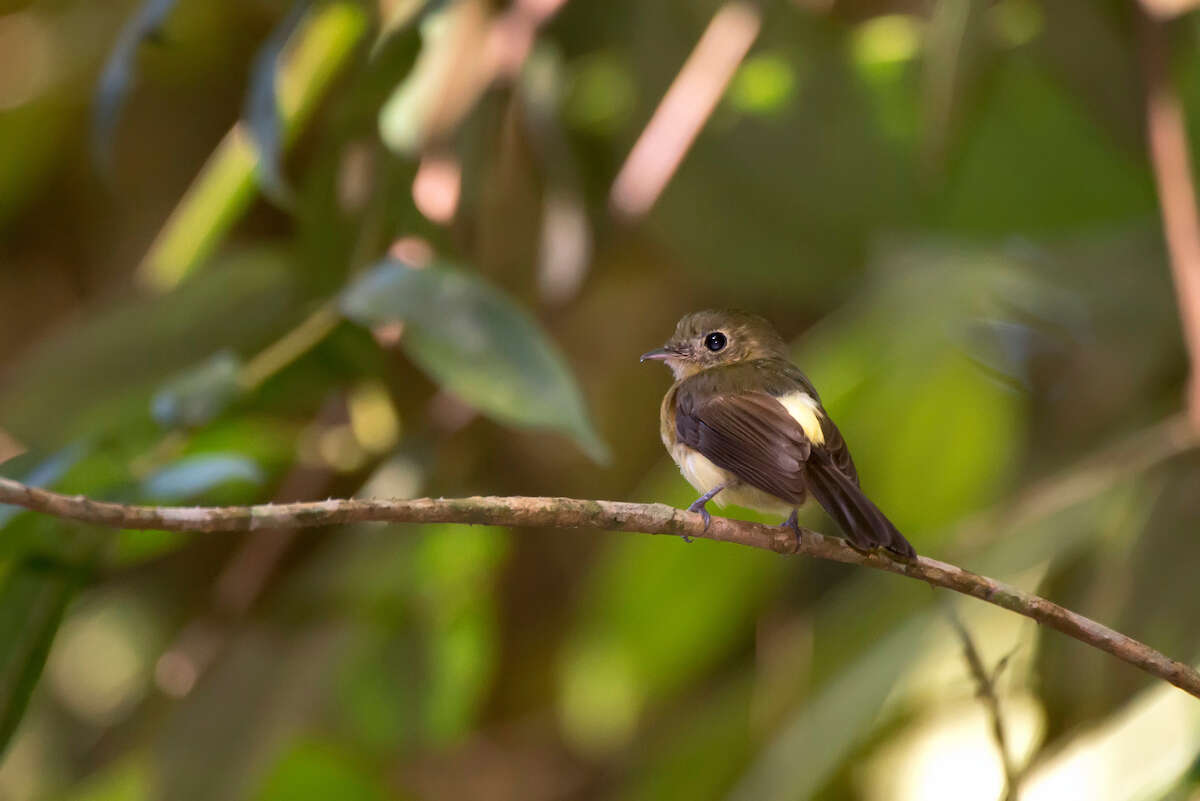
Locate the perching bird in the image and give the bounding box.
[641,309,916,558]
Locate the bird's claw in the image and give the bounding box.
[684,500,713,542]
[781,509,802,549]
[682,486,723,543]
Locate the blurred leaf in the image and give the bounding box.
[657,20,911,300]
[156,625,348,801]
[558,463,785,752]
[0,526,100,757]
[60,754,153,801]
[563,51,638,135]
[151,351,243,429]
[371,0,438,55]
[0,443,87,527]
[934,52,1154,233]
[0,98,75,232]
[0,248,301,449]
[0,443,148,756]
[728,52,800,116]
[378,0,487,156]
[138,3,368,291]
[0,568,73,756]
[182,415,302,474]
[412,525,506,743]
[341,259,610,462]
[337,626,421,753]
[141,454,264,501]
[620,678,756,801]
[794,249,1029,541]
[726,445,1165,801]
[921,0,991,169]
[252,739,390,801]
[111,528,189,567]
[91,0,181,175]
[1035,0,1142,150]
[724,616,930,801]
[243,1,311,207]
[326,523,506,750]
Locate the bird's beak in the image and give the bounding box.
[640,346,676,363]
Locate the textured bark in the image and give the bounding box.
[1,476,1198,699]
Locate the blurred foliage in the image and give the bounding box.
[1,0,1199,800]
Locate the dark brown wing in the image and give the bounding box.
[674,390,811,504]
[674,374,915,557]
[804,454,915,557]
[818,414,859,486]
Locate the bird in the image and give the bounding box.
[641,309,916,558]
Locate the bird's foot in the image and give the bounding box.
[780,509,802,549]
[683,486,723,542]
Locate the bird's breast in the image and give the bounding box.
[668,442,797,515]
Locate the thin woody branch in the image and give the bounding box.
[946,607,1024,800]
[1,476,1198,700]
[1140,10,1200,430]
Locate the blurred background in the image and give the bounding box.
[2,0,1200,798]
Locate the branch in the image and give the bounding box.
[1140,10,1200,431]
[945,607,1024,800]
[2,477,1199,700]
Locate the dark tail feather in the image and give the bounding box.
[806,463,916,558]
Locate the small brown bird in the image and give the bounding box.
[641,310,916,558]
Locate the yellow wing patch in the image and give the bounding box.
[777,391,825,445]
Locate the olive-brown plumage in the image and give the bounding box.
[642,310,916,558]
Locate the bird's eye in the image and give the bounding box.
[704,332,727,352]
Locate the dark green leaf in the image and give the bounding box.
[244,1,311,207]
[91,0,181,176]
[0,248,301,449]
[0,525,101,758]
[151,351,243,429]
[341,260,609,462]
[0,564,78,756]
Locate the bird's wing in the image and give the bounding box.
[675,384,916,557]
[674,390,812,504]
[818,414,859,486]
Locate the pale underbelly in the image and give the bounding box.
[671,443,797,517]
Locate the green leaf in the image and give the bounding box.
[0,562,76,756]
[243,1,311,207]
[253,740,390,801]
[138,3,368,290]
[91,0,182,176]
[557,462,786,753]
[724,616,931,801]
[0,524,101,758]
[341,260,610,462]
[0,443,87,527]
[141,454,265,501]
[793,247,1029,541]
[59,754,152,801]
[724,463,1152,801]
[151,351,243,429]
[0,248,301,449]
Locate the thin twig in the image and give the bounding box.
[1,479,1199,700]
[609,1,762,218]
[945,606,1023,800]
[1140,9,1200,431]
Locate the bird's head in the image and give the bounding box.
[640,309,788,380]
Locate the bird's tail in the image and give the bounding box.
[806,461,916,558]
